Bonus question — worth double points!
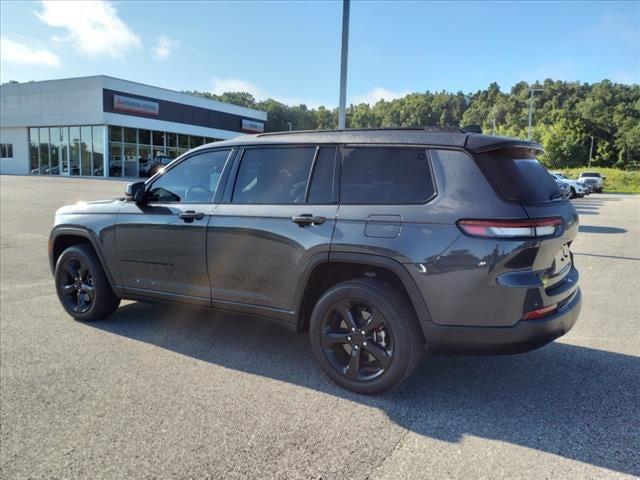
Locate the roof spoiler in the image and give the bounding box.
[461,125,482,134]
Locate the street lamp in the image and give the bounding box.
[286,122,293,131]
[589,136,594,168]
[527,87,543,140]
[338,0,350,129]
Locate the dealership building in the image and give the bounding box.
[0,75,267,177]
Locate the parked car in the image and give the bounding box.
[579,171,604,193]
[49,128,581,394]
[551,172,586,198]
[554,179,572,199]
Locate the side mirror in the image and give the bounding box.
[602,176,607,180]
[125,181,146,203]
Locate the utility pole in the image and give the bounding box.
[286,121,293,131]
[338,0,350,129]
[527,87,543,140]
[589,136,594,168]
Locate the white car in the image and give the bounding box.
[579,171,604,193]
[551,173,586,198]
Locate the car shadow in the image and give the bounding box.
[578,225,628,234]
[88,302,640,476]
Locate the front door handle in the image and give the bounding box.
[179,210,205,222]
[291,214,326,226]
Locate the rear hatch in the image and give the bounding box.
[474,147,579,289]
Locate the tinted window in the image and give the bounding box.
[148,150,230,203]
[308,147,337,204]
[233,147,315,204]
[340,147,434,204]
[475,148,560,204]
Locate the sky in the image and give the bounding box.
[1,0,638,108]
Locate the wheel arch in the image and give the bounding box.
[49,227,118,292]
[295,252,433,335]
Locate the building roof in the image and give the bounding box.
[200,128,543,153]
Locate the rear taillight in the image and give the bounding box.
[457,217,563,238]
[523,303,558,320]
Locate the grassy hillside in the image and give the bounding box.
[554,168,640,193]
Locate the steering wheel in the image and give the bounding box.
[184,185,211,203]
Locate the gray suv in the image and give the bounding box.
[49,128,582,394]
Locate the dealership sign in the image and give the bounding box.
[242,119,265,133]
[113,95,159,116]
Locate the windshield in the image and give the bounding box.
[581,172,601,178]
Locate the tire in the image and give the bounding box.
[570,187,576,199]
[309,278,424,394]
[54,244,120,321]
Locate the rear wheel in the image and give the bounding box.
[309,279,424,394]
[570,187,576,199]
[55,245,120,321]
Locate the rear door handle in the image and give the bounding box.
[179,210,205,222]
[291,214,326,226]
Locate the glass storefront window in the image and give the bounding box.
[123,127,137,144]
[109,126,122,142]
[61,127,69,175]
[139,129,151,145]
[39,127,50,175]
[80,126,92,176]
[167,148,178,159]
[166,132,177,148]
[70,127,81,176]
[138,145,151,177]
[153,131,165,148]
[178,134,189,150]
[29,128,39,174]
[109,143,123,176]
[190,136,205,147]
[50,127,60,175]
[124,143,138,177]
[92,126,104,176]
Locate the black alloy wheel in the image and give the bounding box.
[320,299,393,382]
[54,244,120,321]
[59,257,95,314]
[309,279,423,394]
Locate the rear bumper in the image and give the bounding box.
[425,288,581,355]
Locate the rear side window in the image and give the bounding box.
[308,147,338,204]
[340,147,435,204]
[474,148,560,204]
[233,147,315,204]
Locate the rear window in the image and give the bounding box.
[475,148,560,204]
[340,147,435,204]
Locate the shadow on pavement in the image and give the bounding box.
[89,302,640,476]
[578,225,627,234]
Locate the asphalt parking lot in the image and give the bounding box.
[1,175,639,479]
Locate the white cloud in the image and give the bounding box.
[35,0,141,58]
[211,77,323,108]
[152,36,179,61]
[351,87,410,105]
[0,36,60,67]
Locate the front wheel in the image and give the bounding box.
[55,244,120,321]
[309,279,424,394]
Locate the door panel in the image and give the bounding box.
[206,204,337,310]
[117,202,212,301]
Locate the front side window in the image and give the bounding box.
[233,147,315,204]
[147,150,230,204]
[340,147,435,204]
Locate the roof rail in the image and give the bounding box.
[256,126,467,137]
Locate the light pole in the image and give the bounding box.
[527,87,543,140]
[286,122,293,131]
[338,0,350,129]
[589,136,594,168]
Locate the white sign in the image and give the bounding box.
[242,119,265,133]
[113,95,159,116]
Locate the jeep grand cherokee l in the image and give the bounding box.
[49,128,581,394]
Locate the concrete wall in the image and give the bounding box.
[0,127,29,175]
